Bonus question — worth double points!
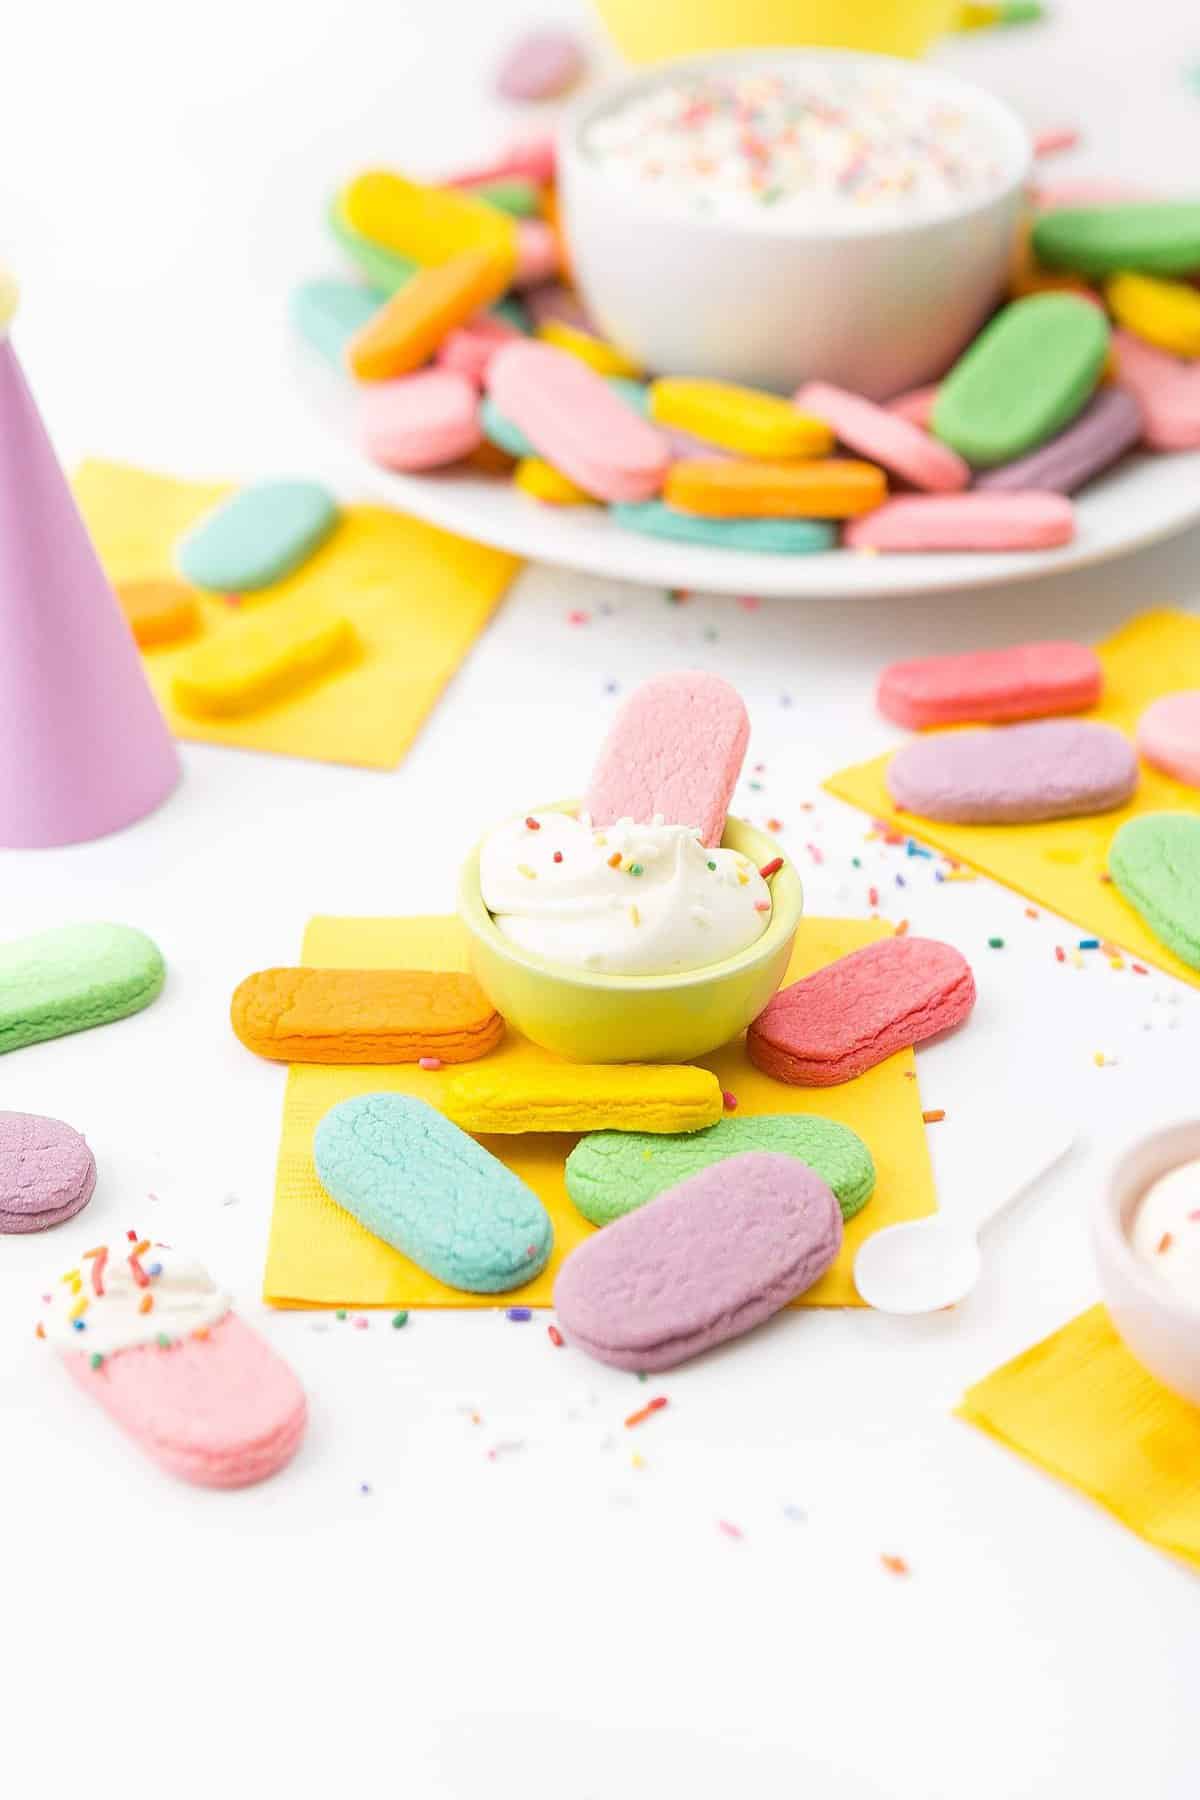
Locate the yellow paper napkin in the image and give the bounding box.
[74,460,520,770]
[262,913,939,1310]
[826,609,1200,987]
[959,1304,1200,1569]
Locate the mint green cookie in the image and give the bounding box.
[0,924,165,1055]
[606,377,651,416]
[472,180,540,218]
[480,395,535,458]
[565,1114,875,1227]
[932,294,1109,467]
[612,501,836,554]
[177,481,339,592]
[327,199,416,296]
[1032,203,1200,280]
[1109,812,1200,970]
[291,279,386,367]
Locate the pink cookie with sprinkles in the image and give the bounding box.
[795,382,970,493]
[39,1235,307,1487]
[585,670,750,847]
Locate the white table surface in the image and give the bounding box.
[3,3,1198,1793]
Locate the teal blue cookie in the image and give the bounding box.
[1109,812,1200,970]
[480,395,535,458]
[0,923,165,1055]
[611,501,836,554]
[565,1114,875,1228]
[291,279,385,366]
[327,199,416,296]
[177,480,339,592]
[313,1094,553,1293]
[606,377,651,416]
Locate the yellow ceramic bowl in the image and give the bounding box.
[593,0,957,63]
[458,808,802,1063]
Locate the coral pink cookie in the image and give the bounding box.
[877,641,1103,729]
[1136,691,1200,787]
[795,381,969,493]
[487,341,669,501]
[40,1239,306,1487]
[1112,331,1200,449]
[747,936,976,1086]
[361,369,482,470]
[844,492,1075,552]
[585,670,750,847]
[887,384,939,429]
[436,314,521,385]
[443,133,557,190]
[513,220,561,287]
[1,1111,96,1233]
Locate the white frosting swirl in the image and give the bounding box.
[479,810,772,976]
[1131,1159,1200,1306]
[40,1241,230,1356]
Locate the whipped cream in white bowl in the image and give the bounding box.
[479,811,771,977]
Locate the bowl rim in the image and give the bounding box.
[458,803,803,994]
[1094,1118,1200,1326]
[559,44,1032,244]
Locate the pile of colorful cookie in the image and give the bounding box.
[294,137,1200,554]
[876,641,1200,969]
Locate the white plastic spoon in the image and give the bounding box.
[853,1105,1076,1314]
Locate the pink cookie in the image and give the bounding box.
[877,641,1103,729]
[1,1111,95,1233]
[553,1153,842,1371]
[1034,180,1153,211]
[796,381,969,493]
[887,718,1138,823]
[43,1240,306,1488]
[513,219,562,288]
[585,670,749,846]
[844,492,1075,553]
[436,314,521,386]
[1112,331,1200,450]
[361,369,482,470]
[887,384,939,429]
[746,936,976,1086]
[487,341,670,502]
[1136,691,1200,788]
[443,134,556,191]
[522,283,597,335]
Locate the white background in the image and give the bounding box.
[2,3,1199,1795]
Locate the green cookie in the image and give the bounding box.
[565,1114,875,1228]
[0,924,165,1055]
[472,180,541,219]
[1109,812,1200,970]
[932,293,1109,467]
[1032,204,1200,280]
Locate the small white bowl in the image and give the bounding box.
[1093,1120,1200,1408]
[559,49,1031,400]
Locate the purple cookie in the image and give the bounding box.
[0,1111,96,1233]
[553,1152,842,1371]
[495,29,585,102]
[974,387,1142,495]
[887,718,1138,824]
[523,282,598,336]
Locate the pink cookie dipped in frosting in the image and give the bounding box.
[887,718,1138,824]
[41,1240,307,1487]
[1112,331,1200,450]
[877,640,1103,729]
[553,1152,842,1371]
[795,381,969,494]
[361,368,482,470]
[844,491,1075,553]
[487,341,669,501]
[584,670,749,847]
[1137,691,1200,788]
[1,1111,96,1233]
[747,936,975,1087]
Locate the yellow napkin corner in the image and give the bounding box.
[959,1304,1200,1570]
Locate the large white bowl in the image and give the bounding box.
[558,49,1031,400]
[1093,1121,1200,1409]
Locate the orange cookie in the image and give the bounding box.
[116,578,200,648]
[664,458,886,519]
[346,248,515,381]
[230,968,504,1064]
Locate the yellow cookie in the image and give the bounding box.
[172,600,355,718]
[340,169,517,268]
[442,1063,724,1134]
[650,378,833,459]
[513,457,597,505]
[537,319,642,379]
[1106,271,1200,359]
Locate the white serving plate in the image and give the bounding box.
[301,353,1200,600]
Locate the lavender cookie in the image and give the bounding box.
[553,1152,842,1371]
[0,1112,96,1233]
[887,719,1138,824]
[974,387,1142,495]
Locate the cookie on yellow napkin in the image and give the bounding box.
[959,1304,1200,1569]
[441,1063,723,1134]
